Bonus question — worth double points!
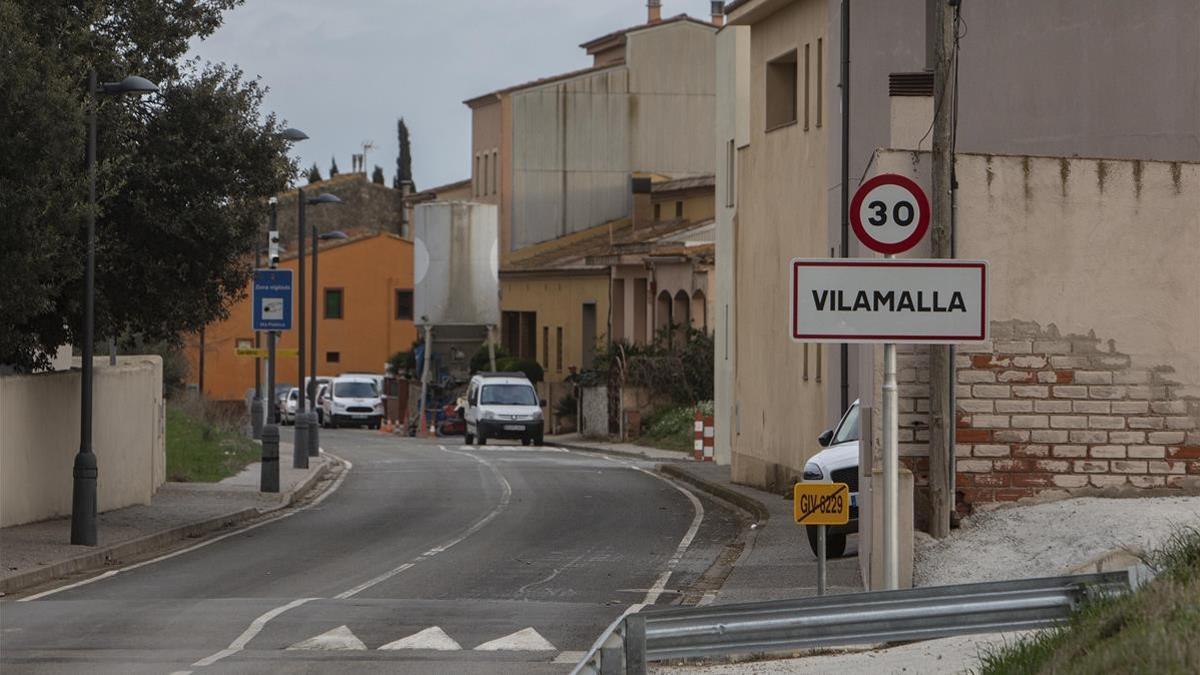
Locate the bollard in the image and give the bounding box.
[261,424,280,493]
[703,415,715,461]
[308,411,320,457]
[294,413,310,469]
[693,410,704,461]
[250,397,264,440]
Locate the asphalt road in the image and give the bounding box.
[1,431,739,674]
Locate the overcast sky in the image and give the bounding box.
[188,0,705,190]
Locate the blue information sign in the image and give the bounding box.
[252,269,293,331]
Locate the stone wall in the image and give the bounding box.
[273,173,405,246]
[895,320,1200,514]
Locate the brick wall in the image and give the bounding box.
[896,320,1200,513]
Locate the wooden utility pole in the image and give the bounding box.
[928,0,957,539]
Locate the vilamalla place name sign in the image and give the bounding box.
[790,259,988,343]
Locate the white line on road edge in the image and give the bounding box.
[330,444,512,599]
[191,597,317,667]
[20,454,354,603]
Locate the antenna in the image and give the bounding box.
[361,141,376,174]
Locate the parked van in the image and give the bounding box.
[321,375,384,429]
[463,372,545,446]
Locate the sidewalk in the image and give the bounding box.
[550,436,863,603]
[0,443,331,595]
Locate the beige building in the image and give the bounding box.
[717,0,1200,491]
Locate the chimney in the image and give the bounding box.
[631,175,653,230]
[711,1,725,26]
[647,0,662,24]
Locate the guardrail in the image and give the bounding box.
[573,568,1150,675]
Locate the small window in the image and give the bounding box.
[490,151,498,195]
[482,156,488,198]
[803,343,809,381]
[653,203,661,221]
[803,43,811,130]
[815,343,822,382]
[725,139,735,207]
[474,155,481,196]
[327,351,341,363]
[394,289,413,320]
[766,49,798,131]
[324,288,344,319]
[816,37,823,127]
[556,327,563,372]
[542,325,549,367]
[675,201,683,219]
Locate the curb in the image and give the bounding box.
[0,456,335,596]
[659,463,771,526]
[546,440,690,463]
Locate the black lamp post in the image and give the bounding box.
[310,225,348,454]
[293,190,342,468]
[72,72,158,546]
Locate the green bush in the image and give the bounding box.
[638,402,714,452]
[497,356,544,383]
[470,344,510,374]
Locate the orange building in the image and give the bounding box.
[186,232,417,400]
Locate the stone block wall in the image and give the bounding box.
[895,320,1200,512]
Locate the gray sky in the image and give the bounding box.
[189,0,704,190]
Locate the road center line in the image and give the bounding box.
[191,597,317,667]
[330,444,512,600]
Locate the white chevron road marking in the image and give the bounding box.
[286,625,367,651]
[474,627,557,651]
[378,626,463,651]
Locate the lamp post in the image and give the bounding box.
[310,224,348,455]
[252,127,308,442]
[71,72,158,546]
[294,190,341,468]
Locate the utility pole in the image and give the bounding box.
[928,0,957,539]
[838,0,850,417]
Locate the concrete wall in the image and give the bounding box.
[500,272,611,384]
[714,25,751,466]
[729,0,831,491]
[1,356,165,527]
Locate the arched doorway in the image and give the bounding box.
[655,290,673,339]
[691,290,707,333]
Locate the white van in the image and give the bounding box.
[320,375,384,429]
[463,372,545,446]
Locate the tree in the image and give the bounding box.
[307,163,323,184]
[329,155,339,177]
[371,165,385,185]
[0,0,294,372]
[393,117,414,190]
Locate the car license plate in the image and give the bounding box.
[850,494,858,508]
[503,424,524,431]
[352,414,367,419]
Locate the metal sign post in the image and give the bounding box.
[258,223,287,493]
[794,482,850,596]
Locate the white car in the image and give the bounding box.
[463,373,544,446]
[278,387,301,425]
[802,399,861,558]
[321,375,384,429]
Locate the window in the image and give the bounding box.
[481,384,538,406]
[654,203,662,221]
[675,201,683,219]
[816,38,823,127]
[803,344,809,381]
[490,151,498,195]
[394,289,413,320]
[765,49,798,130]
[324,288,344,319]
[333,381,377,398]
[556,326,564,372]
[482,155,488,198]
[542,325,549,367]
[474,154,481,196]
[803,43,811,130]
[815,343,822,382]
[725,139,735,207]
[326,351,341,363]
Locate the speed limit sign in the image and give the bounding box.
[849,173,930,254]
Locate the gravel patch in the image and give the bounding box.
[915,495,1200,586]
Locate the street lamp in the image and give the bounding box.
[310,226,348,455]
[294,190,343,468]
[72,71,159,547]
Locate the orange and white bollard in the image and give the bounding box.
[703,415,715,462]
[694,410,704,461]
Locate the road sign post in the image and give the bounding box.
[794,482,851,596]
[258,218,290,492]
[791,173,985,590]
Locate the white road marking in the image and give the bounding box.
[20,454,353,603]
[191,597,317,666]
[474,627,557,651]
[378,626,463,651]
[330,445,512,599]
[286,625,367,651]
[516,552,586,596]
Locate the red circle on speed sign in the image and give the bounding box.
[849,173,930,254]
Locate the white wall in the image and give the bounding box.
[0,356,165,527]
